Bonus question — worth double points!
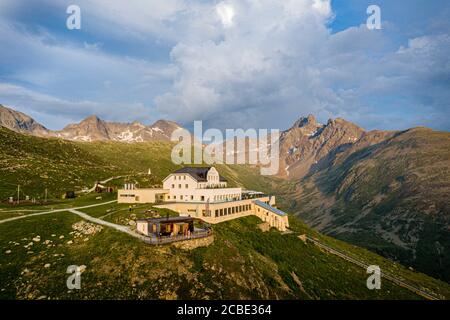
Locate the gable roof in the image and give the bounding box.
[172,167,227,182]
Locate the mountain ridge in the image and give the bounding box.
[0,104,182,143]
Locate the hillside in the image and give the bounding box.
[1,123,449,292]
[0,125,199,201]
[0,126,275,201]
[284,127,450,282]
[1,200,450,300]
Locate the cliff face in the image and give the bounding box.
[279,114,365,178]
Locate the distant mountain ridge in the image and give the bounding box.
[0,104,182,142]
[279,114,367,179]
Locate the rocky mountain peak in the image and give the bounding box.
[280,114,367,178]
[82,115,102,123]
[0,104,49,135]
[293,114,318,128]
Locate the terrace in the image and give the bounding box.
[136,216,212,245]
[143,228,212,245]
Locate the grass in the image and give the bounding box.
[1,126,449,299]
[1,204,450,300]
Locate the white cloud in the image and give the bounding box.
[155,0,338,128]
[312,0,331,16]
[153,0,450,131]
[216,2,235,28]
[0,0,449,131]
[0,19,176,124]
[0,83,153,129]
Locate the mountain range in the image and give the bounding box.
[1,103,449,282]
[276,115,450,281]
[0,104,182,142]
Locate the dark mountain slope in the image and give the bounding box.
[288,127,450,281]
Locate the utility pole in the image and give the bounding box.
[17,185,20,205]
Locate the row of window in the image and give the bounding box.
[167,195,197,201]
[171,184,189,189]
[213,194,240,201]
[214,204,252,217]
[167,194,240,202]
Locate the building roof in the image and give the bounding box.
[253,200,287,216]
[173,167,228,182]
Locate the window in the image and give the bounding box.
[179,184,182,188]
[185,184,188,188]
[220,209,223,216]
[167,196,170,200]
[184,176,186,180]
[180,195,183,200]
[191,195,194,200]
[174,196,177,200]
[201,196,205,201]
[215,210,219,217]
[172,184,175,189]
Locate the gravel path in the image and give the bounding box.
[0,200,117,224]
[68,209,144,240]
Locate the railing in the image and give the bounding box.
[143,229,213,245]
[241,194,268,200]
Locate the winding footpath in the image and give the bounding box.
[68,209,144,240]
[0,200,117,225]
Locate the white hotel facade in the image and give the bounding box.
[118,167,289,231]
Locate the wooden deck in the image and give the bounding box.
[142,229,213,245]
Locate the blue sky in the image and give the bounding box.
[0,0,449,131]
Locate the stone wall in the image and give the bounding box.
[172,235,214,250]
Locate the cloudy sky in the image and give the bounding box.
[0,0,449,131]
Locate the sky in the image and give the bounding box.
[0,0,449,132]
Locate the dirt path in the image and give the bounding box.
[0,200,117,224]
[68,209,144,240]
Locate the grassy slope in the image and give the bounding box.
[0,126,182,201]
[2,208,450,300]
[289,128,450,282]
[1,126,449,299]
